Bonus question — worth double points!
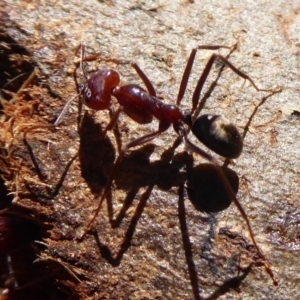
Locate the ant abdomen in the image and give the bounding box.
[191,114,243,159]
[83,69,120,110]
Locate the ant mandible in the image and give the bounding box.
[55,42,279,284]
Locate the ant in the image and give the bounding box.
[55,42,280,284]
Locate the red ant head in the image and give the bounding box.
[192,114,243,159]
[82,69,120,110]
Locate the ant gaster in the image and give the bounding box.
[55,42,280,284]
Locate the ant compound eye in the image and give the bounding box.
[85,87,92,99]
[192,114,243,159]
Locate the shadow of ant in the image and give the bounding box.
[78,111,247,298]
[73,39,282,294]
[77,82,281,297]
[22,132,78,203]
[19,41,281,297]
[178,181,263,300]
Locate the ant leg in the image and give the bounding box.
[182,130,277,285]
[131,63,157,97]
[54,44,86,126]
[54,93,81,126]
[77,46,156,95]
[78,42,86,80]
[79,122,169,239]
[241,87,282,141]
[102,106,123,139]
[102,58,157,97]
[76,42,102,77]
[176,45,233,106]
[191,52,277,115]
